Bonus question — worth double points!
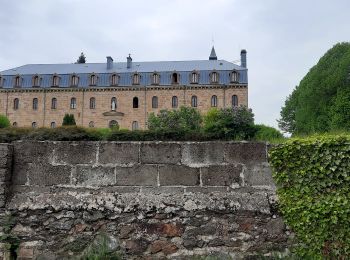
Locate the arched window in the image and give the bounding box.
[110,74,119,86]
[51,98,57,109]
[152,73,160,85]
[152,96,158,109]
[111,97,117,111]
[14,76,21,87]
[33,98,38,110]
[210,72,219,83]
[133,97,139,108]
[109,120,118,129]
[33,75,40,87]
[191,95,198,107]
[90,74,97,86]
[89,121,94,128]
[232,95,238,107]
[52,75,60,87]
[191,72,199,84]
[132,73,140,85]
[71,75,79,86]
[13,98,19,110]
[211,95,218,107]
[90,97,96,109]
[12,122,17,127]
[172,73,179,84]
[50,122,56,128]
[230,71,239,83]
[70,97,77,109]
[132,121,139,130]
[172,96,178,108]
[32,122,37,128]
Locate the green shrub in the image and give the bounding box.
[254,124,284,141]
[148,106,202,132]
[203,106,256,140]
[269,134,350,258]
[0,115,10,128]
[62,114,76,126]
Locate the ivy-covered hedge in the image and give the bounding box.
[269,135,350,258]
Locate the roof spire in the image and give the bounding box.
[209,46,217,60]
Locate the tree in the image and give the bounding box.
[278,42,350,135]
[76,52,86,64]
[148,106,202,132]
[203,106,256,139]
[62,114,76,126]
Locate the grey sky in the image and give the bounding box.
[0,0,349,128]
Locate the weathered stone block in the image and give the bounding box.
[182,142,224,166]
[159,165,200,186]
[115,165,157,186]
[244,162,276,189]
[201,165,242,187]
[54,142,97,164]
[13,141,54,164]
[28,164,71,186]
[0,169,10,182]
[224,142,267,164]
[185,186,228,193]
[75,166,115,186]
[141,186,184,194]
[12,162,30,185]
[99,142,140,165]
[140,142,181,164]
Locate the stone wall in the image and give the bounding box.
[0,141,290,259]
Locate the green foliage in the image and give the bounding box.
[148,106,202,132]
[0,213,20,259]
[279,42,350,134]
[203,106,256,139]
[0,114,10,128]
[269,134,350,258]
[254,124,284,142]
[81,233,121,260]
[62,114,76,126]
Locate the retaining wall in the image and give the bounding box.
[0,141,290,259]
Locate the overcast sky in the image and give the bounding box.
[0,0,349,128]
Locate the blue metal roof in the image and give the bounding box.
[0,60,244,75]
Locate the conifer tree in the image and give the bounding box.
[76,52,86,64]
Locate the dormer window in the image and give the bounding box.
[52,75,60,87]
[32,75,40,87]
[152,73,160,85]
[210,72,219,84]
[14,76,21,87]
[190,72,199,84]
[172,72,179,84]
[132,73,140,85]
[230,70,239,83]
[0,76,3,87]
[90,74,98,86]
[110,74,119,86]
[71,74,79,87]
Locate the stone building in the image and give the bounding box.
[0,47,248,129]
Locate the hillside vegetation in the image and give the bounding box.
[279,42,350,134]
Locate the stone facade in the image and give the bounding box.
[0,85,247,129]
[0,141,292,259]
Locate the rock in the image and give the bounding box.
[119,225,134,239]
[125,239,149,255]
[11,223,35,236]
[266,218,285,236]
[83,211,104,222]
[150,240,178,255]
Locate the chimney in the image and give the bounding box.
[106,56,113,70]
[240,49,247,68]
[127,54,132,69]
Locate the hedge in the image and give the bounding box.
[269,135,350,258]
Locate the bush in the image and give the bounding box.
[148,106,202,132]
[269,134,350,258]
[203,106,256,140]
[0,115,10,128]
[62,114,76,126]
[254,124,284,141]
